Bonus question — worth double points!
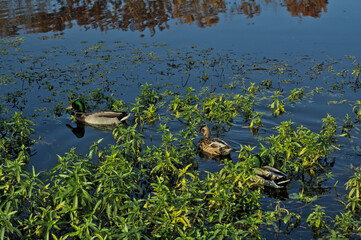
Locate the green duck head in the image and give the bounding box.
[66,100,86,112]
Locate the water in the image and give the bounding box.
[1,0,361,238]
[1,0,361,58]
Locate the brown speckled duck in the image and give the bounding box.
[249,155,290,189]
[251,166,290,189]
[66,100,130,126]
[196,125,232,157]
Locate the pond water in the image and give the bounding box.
[1,0,361,57]
[1,0,361,239]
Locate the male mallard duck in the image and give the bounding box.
[249,155,290,189]
[66,100,130,126]
[196,125,232,157]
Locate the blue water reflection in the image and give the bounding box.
[1,0,360,57]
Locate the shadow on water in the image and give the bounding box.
[0,0,328,37]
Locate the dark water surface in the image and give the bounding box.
[1,0,361,239]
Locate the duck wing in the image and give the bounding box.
[209,138,230,148]
[260,166,288,179]
[82,111,129,125]
[251,175,285,189]
[253,166,290,187]
[91,111,128,118]
[209,138,232,155]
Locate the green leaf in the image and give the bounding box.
[283,214,291,224]
[218,209,225,223]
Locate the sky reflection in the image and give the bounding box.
[0,0,328,38]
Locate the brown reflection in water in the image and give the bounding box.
[230,1,260,19]
[281,0,328,18]
[0,0,327,38]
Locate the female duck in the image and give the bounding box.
[196,125,232,157]
[249,155,290,189]
[66,100,130,126]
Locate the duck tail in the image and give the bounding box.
[117,112,130,121]
[221,147,232,155]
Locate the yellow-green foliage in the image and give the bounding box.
[259,119,337,175]
[345,167,361,213]
[0,121,266,239]
[0,112,35,163]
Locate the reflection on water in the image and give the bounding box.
[66,122,85,138]
[0,0,327,37]
[281,0,327,18]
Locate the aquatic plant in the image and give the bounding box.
[288,87,304,104]
[0,112,35,163]
[202,94,238,124]
[345,167,361,213]
[234,94,255,121]
[269,91,285,117]
[268,201,301,235]
[259,119,337,176]
[353,100,361,121]
[0,112,270,239]
[306,205,330,238]
[249,112,263,134]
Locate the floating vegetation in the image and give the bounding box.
[1,37,361,238]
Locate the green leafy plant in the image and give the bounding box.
[268,201,301,235]
[131,99,145,128]
[249,112,263,134]
[353,100,361,121]
[345,167,361,213]
[138,83,161,107]
[269,91,285,117]
[340,113,354,141]
[202,94,239,124]
[333,211,359,236]
[143,104,158,124]
[259,119,337,175]
[288,88,304,104]
[306,205,330,238]
[234,94,255,121]
[0,112,35,163]
[321,114,337,142]
[351,65,360,82]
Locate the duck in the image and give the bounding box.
[249,155,290,189]
[196,125,232,158]
[66,100,130,126]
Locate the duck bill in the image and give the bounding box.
[66,105,73,110]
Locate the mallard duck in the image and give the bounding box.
[66,100,130,126]
[249,155,290,189]
[196,125,232,157]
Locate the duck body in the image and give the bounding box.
[197,125,232,157]
[67,100,130,127]
[249,155,290,189]
[252,166,290,189]
[75,111,130,125]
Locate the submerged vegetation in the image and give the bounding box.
[1,37,361,238]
